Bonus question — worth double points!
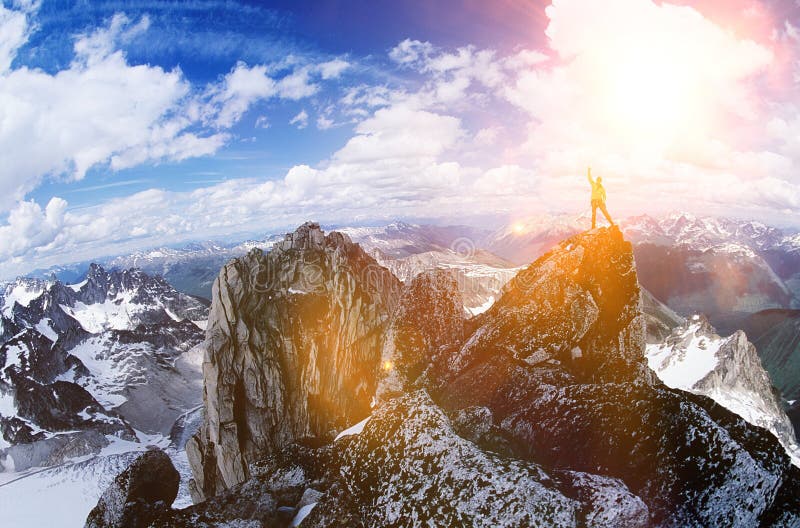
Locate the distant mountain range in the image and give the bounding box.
[0,264,207,525]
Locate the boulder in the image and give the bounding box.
[85,448,179,528]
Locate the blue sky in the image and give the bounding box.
[19,0,550,207]
[3,0,800,278]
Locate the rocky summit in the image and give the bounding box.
[90,224,800,527]
[186,222,401,501]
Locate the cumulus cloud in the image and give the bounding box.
[0,95,473,277]
[0,4,349,212]
[0,197,66,262]
[204,62,279,128]
[389,39,433,66]
[0,1,33,72]
[317,58,349,79]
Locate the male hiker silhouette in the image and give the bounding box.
[587,167,614,229]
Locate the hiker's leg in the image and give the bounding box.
[600,202,614,225]
[591,203,597,229]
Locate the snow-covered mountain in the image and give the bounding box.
[30,238,282,300]
[341,221,519,315]
[727,308,800,440]
[339,221,489,258]
[646,315,800,467]
[0,264,208,525]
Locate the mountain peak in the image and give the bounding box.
[447,225,649,385]
[187,222,401,500]
[275,221,355,253]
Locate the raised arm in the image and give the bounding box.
[587,167,594,184]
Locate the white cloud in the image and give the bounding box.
[0,2,33,73]
[207,62,277,128]
[255,115,270,129]
[0,12,211,207]
[0,5,349,213]
[389,39,433,67]
[473,165,535,196]
[289,109,309,129]
[316,114,334,130]
[333,104,462,164]
[73,12,150,66]
[4,1,800,277]
[474,127,500,145]
[0,197,66,261]
[317,58,349,79]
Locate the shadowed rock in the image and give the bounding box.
[85,448,179,528]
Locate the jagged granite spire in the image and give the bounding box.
[186,222,401,501]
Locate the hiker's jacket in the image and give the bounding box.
[590,181,606,203]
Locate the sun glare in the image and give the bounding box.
[599,44,706,153]
[512,222,526,234]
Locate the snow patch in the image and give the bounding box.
[335,417,370,441]
[34,319,58,342]
[645,323,721,389]
[466,296,495,316]
[291,502,317,527]
[68,279,88,292]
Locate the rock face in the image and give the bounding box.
[434,227,799,526]
[303,390,648,528]
[731,308,800,402]
[641,287,684,343]
[646,315,800,466]
[376,269,465,401]
[446,226,650,385]
[187,222,401,501]
[85,448,180,528]
[98,224,800,527]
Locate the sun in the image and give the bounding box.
[602,45,703,149]
[512,222,526,234]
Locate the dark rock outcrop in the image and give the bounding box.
[444,226,650,385]
[85,448,180,528]
[303,390,648,527]
[376,268,465,400]
[187,222,401,501]
[435,227,800,526]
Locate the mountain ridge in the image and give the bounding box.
[90,223,800,527]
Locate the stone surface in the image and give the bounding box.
[188,222,401,500]
[434,227,800,526]
[85,448,180,528]
[647,315,800,466]
[444,226,650,385]
[376,268,465,401]
[302,390,649,528]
